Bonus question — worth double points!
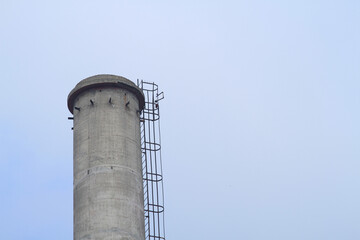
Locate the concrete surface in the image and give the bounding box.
[68,75,145,240]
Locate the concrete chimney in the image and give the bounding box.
[67,74,145,240]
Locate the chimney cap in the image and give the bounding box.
[67,74,145,114]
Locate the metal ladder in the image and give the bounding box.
[138,80,166,240]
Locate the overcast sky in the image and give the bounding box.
[1,1,359,240]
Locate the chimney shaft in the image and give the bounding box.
[68,74,145,240]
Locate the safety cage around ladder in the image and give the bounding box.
[137,80,166,240]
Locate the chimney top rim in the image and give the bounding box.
[67,74,145,113]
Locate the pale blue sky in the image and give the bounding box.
[0,1,359,239]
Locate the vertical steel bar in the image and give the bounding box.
[151,83,161,238]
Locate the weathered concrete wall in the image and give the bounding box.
[68,75,145,240]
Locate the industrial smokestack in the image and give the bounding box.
[67,74,145,240]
